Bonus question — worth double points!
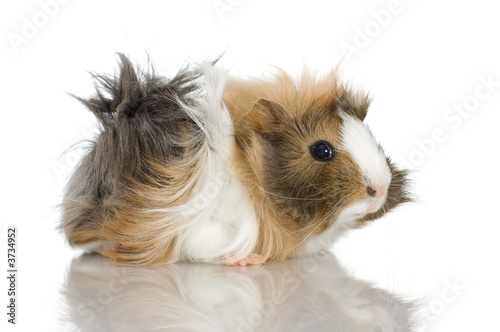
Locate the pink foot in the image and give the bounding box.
[226,254,263,266]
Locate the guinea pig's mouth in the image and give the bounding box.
[366,198,386,214]
[360,193,397,222]
[345,196,388,222]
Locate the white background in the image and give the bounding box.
[1,0,499,331]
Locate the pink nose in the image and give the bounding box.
[367,184,386,198]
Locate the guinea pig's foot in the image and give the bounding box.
[226,254,263,266]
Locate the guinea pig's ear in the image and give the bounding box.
[245,98,290,133]
[338,90,371,121]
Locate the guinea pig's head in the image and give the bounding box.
[231,70,410,237]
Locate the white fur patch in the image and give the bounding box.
[178,166,259,263]
[176,64,259,263]
[339,112,391,188]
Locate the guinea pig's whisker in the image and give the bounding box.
[257,186,325,201]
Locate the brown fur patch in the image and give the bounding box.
[224,69,343,123]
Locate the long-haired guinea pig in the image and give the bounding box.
[60,54,410,266]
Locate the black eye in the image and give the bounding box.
[310,141,335,162]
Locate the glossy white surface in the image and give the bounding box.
[63,253,414,331]
[1,0,499,331]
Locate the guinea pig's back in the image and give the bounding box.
[60,55,209,264]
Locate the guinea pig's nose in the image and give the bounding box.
[367,185,386,198]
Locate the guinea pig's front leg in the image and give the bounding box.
[179,215,261,265]
[225,254,263,267]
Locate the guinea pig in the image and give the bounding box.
[60,54,410,266]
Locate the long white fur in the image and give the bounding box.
[339,112,391,188]
[175,63,259,263]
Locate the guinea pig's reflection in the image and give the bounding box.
[62,252,415,332]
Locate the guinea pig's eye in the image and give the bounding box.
[309,141,335,162]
